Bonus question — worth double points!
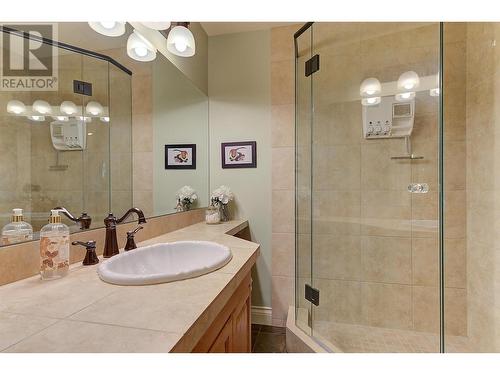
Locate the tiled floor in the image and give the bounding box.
[314,320,473,353]
[251,324,287,353]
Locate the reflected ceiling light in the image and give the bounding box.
[27,115,45,121]
[397,71,420,91]
[361,97,381,106]
[53,115,69,121]
[77,116,92,123]
[87,132,94,136]
[127,30,157,62]
[166,24,195,57]
[88,22,126,37]
[60,101,78,115]
[395,92,416,102]
[86,101,103,116]
[429,88,440,97]
[100,116,110,123]
[32,100,52,115]
[360,77,381,97]
[7,100,26,115]
[141,22,171,30]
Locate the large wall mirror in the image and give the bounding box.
[0,23,209,248]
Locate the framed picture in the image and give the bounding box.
[165,144,196,170]
[221,141,257,169]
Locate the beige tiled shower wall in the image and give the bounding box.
[464,22,500,352]
[105,48,154,218]
[274,23,468,337]
[271,25,298,327]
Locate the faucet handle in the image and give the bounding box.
[125,226,143,251]
[72,240,99,266]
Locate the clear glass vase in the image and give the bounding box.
[219,203,230,222]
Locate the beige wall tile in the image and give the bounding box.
[271,104,294,147]
[315,278,362,324]
[272,147,295,190]
[271,60,294,105]
[361,282,412,330]
[361,236,412,284]
[271,275,294,323]
[413,286,439,333]
[272,233,294,277]
[313,234,361,280]
[272,190,294,233]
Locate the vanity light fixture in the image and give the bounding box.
[360,77,381,97]
[6,100,26,115]
[166,23,196,57]
[32,100,52,115]
[86,101,103,116]
[141,22,171,30]
[429,88,440,97]
[88,22,126,37]
[60,101,78,115]
[27,115,45,121]
[77,116,92,123]
[395,91,416,102]
[127,30,157,62]
[397,71,420,91]
[361,96,381,106]
[53,115,69,121]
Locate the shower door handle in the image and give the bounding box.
[407,183,429,193]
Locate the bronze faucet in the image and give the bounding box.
[124,226,144,251]
[72,240,99,265]
[103,208,146,258]
[54,207,92,230]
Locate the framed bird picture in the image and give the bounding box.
[165,144,196,170]
[221,141,257,169]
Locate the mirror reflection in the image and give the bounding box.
[0,22,209,247]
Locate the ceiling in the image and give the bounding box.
[200,22,297,36]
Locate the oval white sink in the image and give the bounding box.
[97,241,232,286]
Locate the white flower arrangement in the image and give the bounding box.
[211,185,234,205]
[176,185,198,205]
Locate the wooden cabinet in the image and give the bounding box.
[193,273,252,353]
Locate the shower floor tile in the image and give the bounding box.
[312,321,472,353]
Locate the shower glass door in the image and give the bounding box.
[296,22,443,352]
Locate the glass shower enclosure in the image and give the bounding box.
[294,22,465,353]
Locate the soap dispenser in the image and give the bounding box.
[1,208,33,245]
[39,209,70,280]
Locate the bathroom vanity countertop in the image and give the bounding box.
[0,220,259,353]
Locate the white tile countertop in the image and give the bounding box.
[0,220,259,353]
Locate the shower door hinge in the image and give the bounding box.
[305,54,320,77]
[73,80,93,96]
[305,284,320,306]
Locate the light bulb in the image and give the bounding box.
[141,22,171,30]
[32,100,52,114]
[101,21,116,29]
[167,25,196,57]
[53,116,69,121]
[397,71,420,91]
[7,100,26,115]
[361,96,381,106]
[88,22,126,37]
[360,77,381,97]
[60,101,78,115]
[85,101,103,116]
[134,46,148,57]
[27,115,45,121]
[127,30,157,62]
[175,40,188,52]
[77,116,92,123]
[100,116,110,123]
[395,92,416,102]
[430,88,440,97]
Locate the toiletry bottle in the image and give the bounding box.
[39,209,70,280]
[1,208,33,245]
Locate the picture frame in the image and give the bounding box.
[165,144,197,170]
[221,141,257,169]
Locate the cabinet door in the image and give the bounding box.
[209,317,233,353]
[232,296,251,353]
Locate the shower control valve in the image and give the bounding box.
[408,183,429,193]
